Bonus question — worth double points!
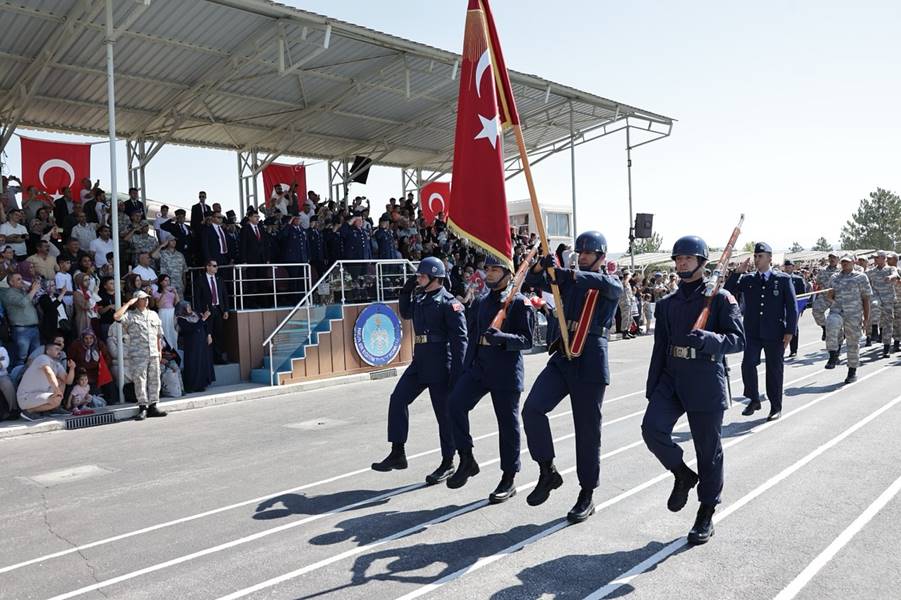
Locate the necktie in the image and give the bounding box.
[253,225,260,240]
[217,226,227,253]
[210,276,219,306]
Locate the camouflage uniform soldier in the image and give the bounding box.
[866,251,900,357]
[618,271,634,338]
[824,256,872,383]
[114,290,168,421]
[888,252,901,353]
[812,252,839,340]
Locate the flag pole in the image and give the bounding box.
[511,123,572,359]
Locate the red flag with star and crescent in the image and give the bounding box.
[20,136,91,200]
[447,0,519,269]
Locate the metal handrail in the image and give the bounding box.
[185,262,312,311]
[262,258,417,385]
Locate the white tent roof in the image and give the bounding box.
[0,0,674,173]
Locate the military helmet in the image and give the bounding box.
[417,256,446,278]
[574,231,608,255]
[671,235,709,261]
[484,254,512,271]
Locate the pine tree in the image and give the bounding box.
[839,188,901,251]
[812,237,832,252]
[632,232,664,255]
[789,242,804,253]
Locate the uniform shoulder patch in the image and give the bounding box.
[451,301,464,312]
[721,290,738,305]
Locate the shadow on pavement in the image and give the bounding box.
[308,504,472,547]
[253,485,421,521]
[297,519,561,599]
[490,538,686,599]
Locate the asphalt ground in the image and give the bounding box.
[2,316,900,600]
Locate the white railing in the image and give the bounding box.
[262,259,418,384]
[186,263,312,311]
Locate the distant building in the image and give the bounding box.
[507,198,573,250]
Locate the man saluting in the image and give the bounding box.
[521,231,622,524]
[642,236,745,545]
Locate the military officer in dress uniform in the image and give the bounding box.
[824,256,872,383]
[445,255,534,503]
[783,259,807,357]
[373,216,398,260]
[812,252,840,341]
[724,242,798,420]
[866,251,900,358]
[520,231,622,524]
[642,236,745,545]
[371,257,468,484]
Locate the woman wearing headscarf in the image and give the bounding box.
[176,301,214,393]
[72,272,97,336]
[67,327,115,401]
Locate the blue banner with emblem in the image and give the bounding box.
[353,303,403,366]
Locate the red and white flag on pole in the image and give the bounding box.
[20,136,91,200]
[262,163,307,212]
[447,0,520,268]
[420,181,451,225]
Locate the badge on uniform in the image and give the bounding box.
[774,289,779,296]
[452,302,464,312]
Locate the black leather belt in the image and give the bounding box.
[669,345,716,362]
[414,334,446,344]
[566,320,609,338]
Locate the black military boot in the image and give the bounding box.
[371,443,408,472]
[145,403,168,418]
[488,471,517,504]
[133,405,147,421]
[567,488,595,524]
[687,503,716,545]
[883,344,892,359]
[446,448,479,489]
[824,351,839,369]
[425,456,455,485]
[526,461,563,506]
[667,463,699,512]
[844,367,857,384]
[894,340,900,353]
[741,398,761,416]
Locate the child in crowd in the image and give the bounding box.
[54,256,74,319]
[67,368,105,415]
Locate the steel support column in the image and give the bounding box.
[126,138,149,205]
[626,126,635,271]
[569,101,578,237]
[237,149,260,212]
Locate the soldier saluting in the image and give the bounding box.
[371,257,468,485]
[520,231,622,524]
[642,235,745,545]
[724,242,798,421]
[445,254,535,503]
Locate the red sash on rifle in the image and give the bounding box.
[570,289,599,358]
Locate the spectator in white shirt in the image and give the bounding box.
[154,205,171,241]
[70,209,98,249]
[131,252,158,293]
[89,225,115,267]
[0,209,29,259]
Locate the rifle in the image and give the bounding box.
[693,214,744,330]
[490,245,540,329]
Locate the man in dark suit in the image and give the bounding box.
[192,259,231,364]
[238,211,269,308]
[783,259,807,358]
[123,188,146,220]
[724,242,798,421]
[190,191,212,267]
[160,209,191,257]
[201,213,232,268]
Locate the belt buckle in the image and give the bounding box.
[415,335,427,344]
[673,346,689,359]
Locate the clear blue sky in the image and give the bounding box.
[4,0,900,252]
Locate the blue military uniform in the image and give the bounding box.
[642,279,745,506]
[785,265,807,356]
[449,288,534,474]
[723,255,798,414]
[341,224,373,260]
[386,284,467,459]
[307,226,325,275]
[521,265,622,490]
[373,226,397,260]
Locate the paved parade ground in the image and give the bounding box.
[2,317,900,600]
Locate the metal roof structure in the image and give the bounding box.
[0,0,674,179]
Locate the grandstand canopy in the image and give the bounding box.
[0,0,674,175]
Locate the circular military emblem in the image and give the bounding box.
[353,303,402,366]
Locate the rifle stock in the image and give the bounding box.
[490,245,539,329]
[693,214,745,330]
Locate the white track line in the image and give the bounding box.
[208,368,826,600]
[4,340,821,577]
[772,472,901,600]
[583,385,901,600]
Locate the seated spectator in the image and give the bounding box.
[17,342,75,421]
[58,237,88,266]
[0,345,18,420]
[67,368,104,415]
[131,252,158,291]
[68,328,114,401]
[26,240,57,280]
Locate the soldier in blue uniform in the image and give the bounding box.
[783,259,807,357]
[521,231,622,523]
[371,257,468,484]
[341,215,373,261]
[278,216,310,302]
[445,255,534,503]
[307,217,326,279]
[724,242,798,420]
[642,236,745,545]
[373,216,398,259]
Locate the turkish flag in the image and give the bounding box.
[447,0,518,269]
[20,137,91,200]
[420,181,450,225]
[262,163,306,212]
